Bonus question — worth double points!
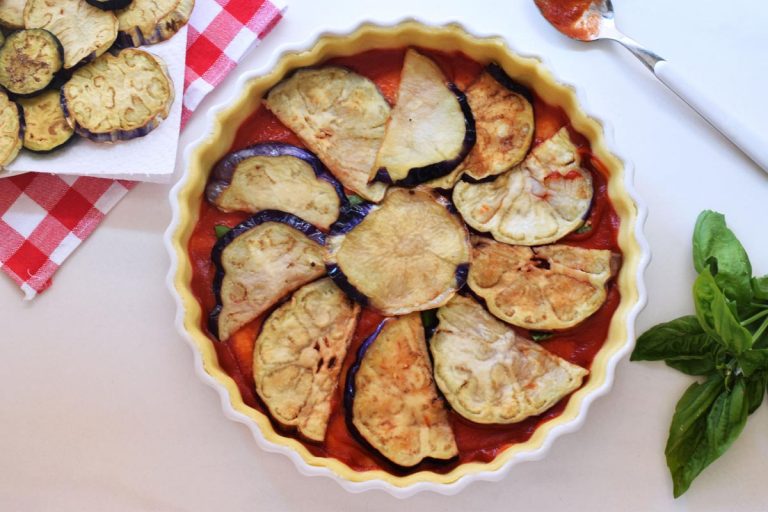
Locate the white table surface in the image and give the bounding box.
[2,1,768,510]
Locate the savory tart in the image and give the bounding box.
[326,187,470,315]
[17,90,76,153]
[265,66,390,202]
[454,127,593,246]
[430,295,588,424]
[211,211,327,342]
[373,49,475,186]
[62,48,174,142]
[468,237,618,330]
[115,0,194,47]
[0,0,26,30]
[0,90,24,168]
[206,143,344,231]
[0,29,63,96]
[347,314,458,466]
[254,278,359,442]
[24,0,118,69]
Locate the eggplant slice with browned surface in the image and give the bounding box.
[254,278,360,443]
[326,187,470,315]
[86,0,135,11]
[0,90,24,168]
[0,29,63,96]
[454,127,593,246]
[265,66,390,202]
[373,49,475,186]
[206,143,345,231]
[346,313,458,466]
[17,90,75,153]
[0,0,26,30]
[210,211,327,342]
[429,295,588,424]
[62,49,174,143]
[115,0,194,47]
[24,0,118,70]
[468,236,618,330]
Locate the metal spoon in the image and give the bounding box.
[534,0,768,173]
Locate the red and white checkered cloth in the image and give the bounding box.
[0,0,286,299]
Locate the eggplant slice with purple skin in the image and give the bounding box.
[210,210,327,341]
[206,143,345,231]
[0,29,63,97]
[17,90,76,153]
[325,187,470,316]
[429,294,588,424]
[254,278,360,443]
[345,313,458,467]
[468,236,619,330]
[86,0,134,11]
[265,66,390,202]
[0,90,24,168]
[62,48,174,143]
[115,0,194,47]
[373,49,476,187]
[453,127,593,246]
[24,0,118,70]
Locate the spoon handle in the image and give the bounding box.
[653,61,768,173]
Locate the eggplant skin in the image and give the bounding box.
[375,83,476,187]
[115,0,195,48]
[486,63,533,103]
[205,142,347,230]
[86,0,134,10]
[0,29,64,97]
[209,210,327,340]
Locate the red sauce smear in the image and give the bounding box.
[187,48,622,475]
[535,0,600,40]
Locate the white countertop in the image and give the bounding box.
[2,1,768,510]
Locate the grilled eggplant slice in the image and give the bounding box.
[86,0,134,10]
[326,187,470,315]
[206,143,344,231]
[346,314,458,466]
[62,48,174,143]
[373,49,475,186]
[115,0,194,47]
[254,278,359,442]
[0,31,4,47]
[211,211,327,341]
[469,237,618,330]
[24,0,118,70]
[453,127,593,246]
[0,90,23,167]
[17,90,75,153]
[0,29,63,96]
[0,0,25,30]
[430,295,588,424]
[265,66,390,202]
[457,64,534,181]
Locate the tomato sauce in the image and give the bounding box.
[187,48,622,475]
[535,0,600,40]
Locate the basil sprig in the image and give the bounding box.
[631,210,768,497]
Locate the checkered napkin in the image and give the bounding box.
[0,0,286,299]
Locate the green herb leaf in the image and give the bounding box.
[667,375,748,497]
[632,316,720,376]
[346,194,365,206]
[420,309,438,331]
[737,349,768,378]
[752,276,768,301]
[214,225,232,239]
[745,373,767,414]
[692,211,752,310]
[575,223,592,234]
[693,270,753,354]
[531,331,554,342]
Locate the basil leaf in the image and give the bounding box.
[632,315,720,362]
[667,376,748,497]
[693,270,753,354]
[420,309,438,330]
[214,225,232,239]
[346,194,365,206]
[737,349,768,378]
[745,373,767,414]
[531,331,554,342]
[665,358,717,376]
[692,211,752,310]
[753,276,768,301]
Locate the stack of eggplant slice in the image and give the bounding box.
[204,48,621,469]
[0,0,193,169]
